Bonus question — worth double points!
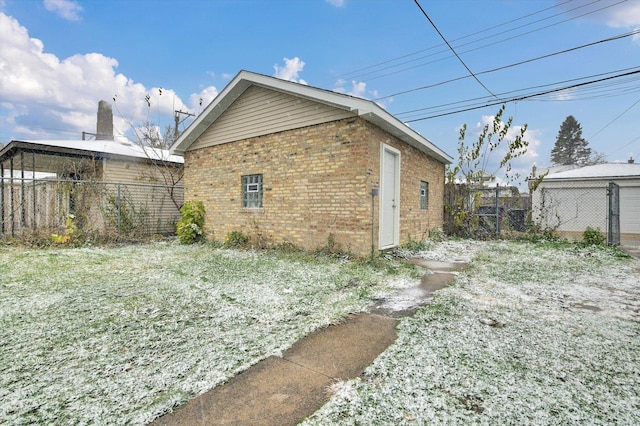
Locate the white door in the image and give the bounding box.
[379,144,400,249]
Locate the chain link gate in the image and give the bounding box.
[607,181,620,246]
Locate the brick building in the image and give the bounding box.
[171,71,451,256]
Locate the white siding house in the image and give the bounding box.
[531,163,640,245]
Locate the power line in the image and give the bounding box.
[610,135,640,156]
[334,0,576,81]
[340,0,627,84]
[587,98,640,142]
[402,69,640,122]
[395,66,640,117]
[335,0,589,83]
[412,0,497,98]
[375,29,639,101]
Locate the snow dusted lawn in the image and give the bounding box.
[305,240,640,425]
[0,241,405,424]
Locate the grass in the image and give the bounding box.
[0,241,412,424]
[3,239,638,424]
[303,240,640,425]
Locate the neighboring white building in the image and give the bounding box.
[531,162,640,245]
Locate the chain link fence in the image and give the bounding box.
[1,178,183,240]
[530,179,619,243]
[444,180,624,244]
[444,184,531,238]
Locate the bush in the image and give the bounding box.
[401,237,429,252]
[51,214,77,244]
[582,227,606,246]
[176,201,205,244]
[224,230,251,249]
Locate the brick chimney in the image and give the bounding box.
[628,156,635,164]
[96,100,114,140]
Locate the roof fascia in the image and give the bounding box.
[544,175,639,182]
[170,72,253,156]
[1,140,181,167]
[170,70,452,164]
[0,141,98,161]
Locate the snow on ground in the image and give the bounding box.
[372,240,485,313]
[3,239,638,424]
[0,242,399,425]
[305,241,640,425]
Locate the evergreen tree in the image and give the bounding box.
[550,115,592,166]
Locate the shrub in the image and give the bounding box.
[315,234,351,258]
[51,214,77,244]
[401,237,429,252]
[176,200,205,244]
[582,227,606,246]
[224,230,251,249]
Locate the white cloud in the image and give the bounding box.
[0,12,203,142]
[599,1,640,28]
[43,0,82,21]
[334,80,367,98]
[325,0,345,7]
[554,89,574,101]
[273,57,307,84]
[560,1,640,30]
[557,1,640,44]
[188,86,219,112]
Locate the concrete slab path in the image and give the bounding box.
[152,314,398,426]
[152,257,464,425]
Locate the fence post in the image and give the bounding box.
[495,184,500,235]
[117,183,121,235]
[0,162,4,237]
[32,152,37,230]
[21,152,26,229]
[10,156,14,237]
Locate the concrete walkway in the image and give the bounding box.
[620,245,640,259]
[152,259,463,426]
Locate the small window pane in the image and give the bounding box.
[420,181,428,210]
[242,174,263,208]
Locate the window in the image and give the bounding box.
[420,181,428,210]
[242,174,263,208]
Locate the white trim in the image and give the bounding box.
[379,143,401,250]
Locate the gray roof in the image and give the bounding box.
[1,138,183,164]
[170,70,452,164]
[545,163,640,180]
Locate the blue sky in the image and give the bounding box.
[1,0,638,186]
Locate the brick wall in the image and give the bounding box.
[380,130,446,243]
[184,117,445,256]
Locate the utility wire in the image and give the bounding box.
[336,0,592,82]
[403,69,640,122]
[375,29,639,101]
[341,0,627,84]
[587,98,640,141]
[336,0,578,81]
[412,0,497,99]
[610,135,640,155]
[396,66,640,117]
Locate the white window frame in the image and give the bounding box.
[242,174,263,208]
[420,181,428,210]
